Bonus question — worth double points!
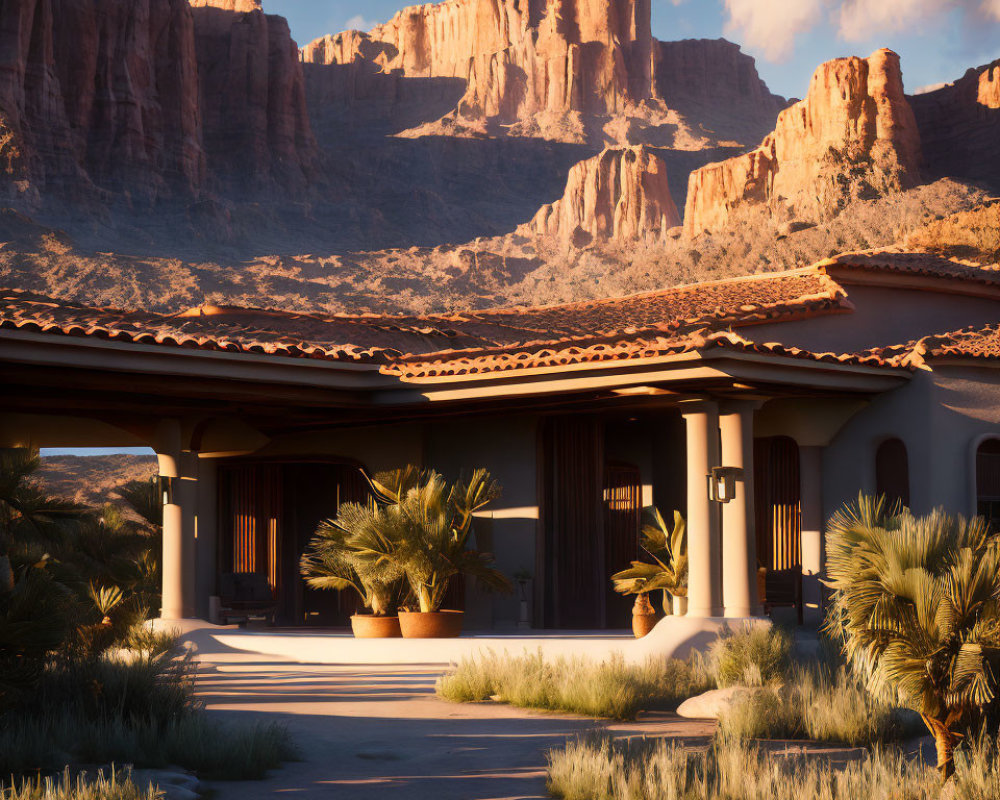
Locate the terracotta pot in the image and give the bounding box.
[350,614,402,638]
[632,594,659,638]
[398,610,464,638]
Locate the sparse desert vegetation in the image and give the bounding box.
[546,732,1000,800]
[436,651,713,720]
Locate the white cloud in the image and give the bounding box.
[722,0,824,62]
[344,14,377,32]
[721,0,1000,61]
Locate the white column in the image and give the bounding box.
[682,401,723,618]
[720,403,761,618]
[156,420,185,621]
[800,445,824,627]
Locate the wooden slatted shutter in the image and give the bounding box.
[754,436,802,613]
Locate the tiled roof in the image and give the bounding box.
[819,249,1000,288]
[884,324,1000,368]
[0,269,850,366]
[3,250,1000,381]
[388,326,897,379]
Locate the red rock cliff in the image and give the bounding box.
[0,0,316,205]
[528,145,680,244]
[302,0,654,131]
[0,0,203,203]
[685,48,921,236]
[911,59,1000,192]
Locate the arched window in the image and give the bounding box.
[976,439,1000,529]
[876,438,910,510]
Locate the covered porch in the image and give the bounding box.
[0,314,909,636]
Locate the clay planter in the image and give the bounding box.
[631,594,659,638]
[350,614,402,638]
[398,610,464,638]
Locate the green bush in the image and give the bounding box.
[1,769,161,800]
[436,650,712,720]
[707,624,791,688]
[547,732,1000,800]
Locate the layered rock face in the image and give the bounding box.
[0,0,316,207]
[653,39,787,144]
[301,0,655,136]
[189,0,316,192]
[911,60,1000,192]
[0,0,203,203]
[528,145,680,244]
[685,49,922,235]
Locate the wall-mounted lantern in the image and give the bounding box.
[708,466,744,503]
[159,475,176,506]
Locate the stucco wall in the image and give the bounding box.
[824,365,1000,522]
[425,414,540,629]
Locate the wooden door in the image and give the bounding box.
[603,462,642,629]
[539,416,605,629]
[754,437,802,618]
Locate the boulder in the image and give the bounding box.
[676,686,759,719]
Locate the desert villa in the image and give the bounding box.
[3,250,1000,634]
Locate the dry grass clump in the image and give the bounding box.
[1,769,160,800]
[903,201,1000,263]
[436,650,712,720]
[716,666,922,746]
[706,624,791,688]
[547,733,1000,800]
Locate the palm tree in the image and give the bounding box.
[611,508,687,614]
[300,503,403,616]
[824,495,1000,782]
[363,466,512,613]
[0,448,84,593]
[118,476,163,529]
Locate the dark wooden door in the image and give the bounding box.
[754,437,802,618]
[603,462,642,629]
[539,416,606,629]
[219,463,283,595]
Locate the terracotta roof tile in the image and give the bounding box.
[882,324,1000,368]
[0,270,851,365]
[819,249,1000,287]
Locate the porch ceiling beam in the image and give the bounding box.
[0,329,394,390]
[381,351,909,404]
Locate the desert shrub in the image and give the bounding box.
[715,666,922,746]
[904,201,1000,263]
[547,733,1000,800]
[2,769,160,800]
[436,650,712,720]
[708,624,792,688]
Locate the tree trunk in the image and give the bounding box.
[922,714,956,783]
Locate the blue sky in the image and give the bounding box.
[267,0,1000,99]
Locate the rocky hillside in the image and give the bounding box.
[0,0,315,211]
[36,454,158,507]
[0,0,996,319]
[685,49,921,236]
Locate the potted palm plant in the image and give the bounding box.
[610,508,687,637]
[300,503,405,638]
[367,466,512,638]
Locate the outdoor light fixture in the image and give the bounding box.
[708,466,743,503]
[159,475,176,505]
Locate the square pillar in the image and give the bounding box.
[720,402,762,618]
[681,401,723,618]
[800,445,824,627]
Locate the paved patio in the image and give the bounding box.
[190,641,716,800]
